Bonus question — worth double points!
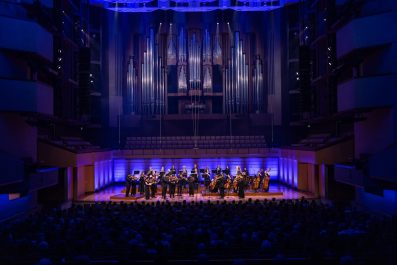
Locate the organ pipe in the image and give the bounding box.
[188,33,201,91]
[178,28,187,92]
[127,57,137,113]
[253,56,264,112]
[224,32,249,114]
[141,28,165,115]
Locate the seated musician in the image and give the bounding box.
[216,165,222,175]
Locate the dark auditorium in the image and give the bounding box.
[0,0,396,264]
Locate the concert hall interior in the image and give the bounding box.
[1,0,397,264]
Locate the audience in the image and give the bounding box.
[0,198,395,264]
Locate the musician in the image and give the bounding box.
[139,172,145,195]
[203,167,211,190]
[233,166,242,193]
[242,167,250,189]
[224,165,231,178]
[237,175,245,199]
[144,167,154,200]
[177,166,187,196]
[216,165,222,175]
[125,173,133,197]
[168,167,177,198]
[160,166,167,199]
[188,164,198,196]
[150,170,158,198]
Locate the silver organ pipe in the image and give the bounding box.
[213,23,222,64]
[167,24,176,65]
[178,28,187,92]
[140,28,166,115]
[127,57,137,113]
[223,31,249,114]
[188,33,201,91]
[253,56,264,112]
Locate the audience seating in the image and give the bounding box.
[290,133,353,150]
[39,135,101,153]
[124,135,266,149]
[0,199,394,265]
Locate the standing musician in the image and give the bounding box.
[168,166,177,198]
[144,167,154,200]
[233,166,243,193]
[160,166,167,200]
[202,167,211,190]
[177,166,187,196]
[242,167,250,189]
[139,172,145,195]
[263,168,271,192]
[188,164,198,196]
[125,172,133,197]
[237,173,245,199]
[150,171,158,198]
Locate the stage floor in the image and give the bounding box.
[79,184,316,202]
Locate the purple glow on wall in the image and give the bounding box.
[293,159,298,188]
[112,157,279,182]
[94,160,114,190]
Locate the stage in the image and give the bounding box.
[78,183,315,203]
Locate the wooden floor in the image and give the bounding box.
[79,183,316,203]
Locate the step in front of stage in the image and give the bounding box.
[201,190,283,197]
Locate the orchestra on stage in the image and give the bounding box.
[125,165,271,199]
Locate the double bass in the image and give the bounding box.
[262,169,271,192]
[252,171,261,190]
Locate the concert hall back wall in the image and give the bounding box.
[110,157,279,186]
[99,8,287,136]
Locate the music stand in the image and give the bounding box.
[133,170,140,175]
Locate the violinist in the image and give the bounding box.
[188,164,198,196]
[139,172,145,195]
[125,172,133,197]
[203,167,211,190]
[168,167,177,198]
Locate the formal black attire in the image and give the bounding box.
[125,174,133,197]
[160,171,167,199]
